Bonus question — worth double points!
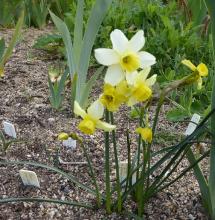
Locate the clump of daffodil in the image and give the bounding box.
[74,100,116,135]
[126,67,157,106]
[182,59,208,89]
[95,29,156,86]
[136,127,153,143]
[100,81,130,112]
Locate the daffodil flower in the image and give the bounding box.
[126,67,157,106]
[74,100,116,135]
[182,59,208,89]
[95,29,156,86]
[100,81,130,112]
[136,127,152,143]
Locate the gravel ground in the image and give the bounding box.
[0,27,209,220]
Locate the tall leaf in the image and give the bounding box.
[77,0,113,90]
[49,11,76,78]
[0,10,24,76]
[205,0,215,219]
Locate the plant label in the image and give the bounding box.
[2,121,17,138]
[19,169,40,188]
[63,137,76,149]
[119,160,137,185]
[185,114,201,136]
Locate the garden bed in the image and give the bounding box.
[0,28,209,220]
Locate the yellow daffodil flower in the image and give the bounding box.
[136,127,152,143]
[126,67,157,106]
[182,59,208,89]
[74,100,116,135]
[100,81,130,112]
[95,29,156,86]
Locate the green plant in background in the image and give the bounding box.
[0,131,23,156]
[0,11,24,77]
[48,66,69,110]
[0,0,22,27]
[24,0,50,28]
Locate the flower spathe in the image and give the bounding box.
[182,59,208,89]
[95,29,156,86]
[74,100,116,135]
[126,67,157,106]
[136,127,153,143]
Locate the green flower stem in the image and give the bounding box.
[138,140,147,217]
[110,112,122,213]
[79,141,101,208]
[136,107,144,182]
[125,129,132,191]
[205,1,215,219]
[104,110,111,214]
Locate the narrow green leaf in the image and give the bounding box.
[0,197,93,209]
[205,0,215,218]
[73,0,84,64]
[78,0,113,87]
[49,10,76,78]
[0,10,24,68]
[0,160,99,197]
[0,38,5,61]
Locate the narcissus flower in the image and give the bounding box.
[136,127,152,143]
[100,81,130,112]
[74,100,116,135]
[126,67,157,106]
[182,59,208,89]
[95,29,156,86]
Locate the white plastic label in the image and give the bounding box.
[185,114,201,136]
[119,160,137,185]
[63,137,76,149]
[19,169,40,187]
[2,121,17,138]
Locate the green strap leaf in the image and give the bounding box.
[0,197,93,209]
[49,10,76,78]
[77,0,113,88]
[0,160,99,197]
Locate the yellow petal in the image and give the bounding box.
[74,101,87,119]
[136,127,152,143]
[197,77,203,90]
[197,63,208,77]
[78,118,96,135]
[96,120,116,132]
[181,59,196,71]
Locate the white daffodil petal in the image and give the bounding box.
[126,71,138,85]
[139,51,156,68]
[129,30,145,52]
[105,65,125,86]
[94,48,119,66]
[110,29,128,53]
[87,99,104,120]
[96,120,116,132]
[74,101,87,118]
[127,97,138,107]
[146,74,157,86]
[138,67,151,82]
